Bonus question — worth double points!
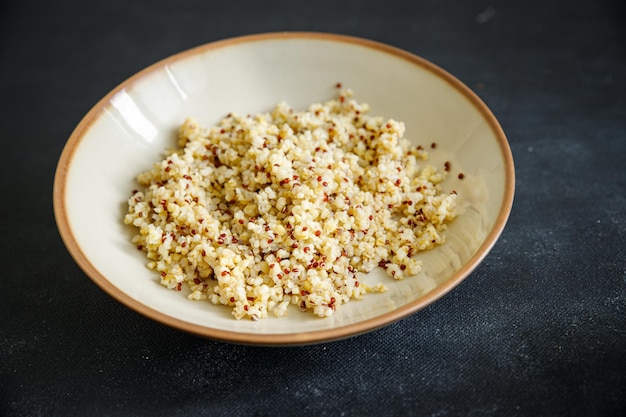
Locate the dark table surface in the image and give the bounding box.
[1,0,625,416]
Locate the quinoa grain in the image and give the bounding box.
[124,90,458,320]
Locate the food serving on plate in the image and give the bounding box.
[124,87,459,320]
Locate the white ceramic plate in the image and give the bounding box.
[54,32,514,345]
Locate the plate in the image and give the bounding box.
[53,32,514,345]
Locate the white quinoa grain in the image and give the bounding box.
[124,90,458,320]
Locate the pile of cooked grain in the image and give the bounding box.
[124,89,458,320]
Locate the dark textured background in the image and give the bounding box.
[1,0,625,416]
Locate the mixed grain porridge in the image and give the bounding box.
[124,89,459,320]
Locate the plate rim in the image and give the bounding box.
[53,31,515,345]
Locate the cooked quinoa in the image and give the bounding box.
[124,89,458,320]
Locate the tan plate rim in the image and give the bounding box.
[53,32,515,346]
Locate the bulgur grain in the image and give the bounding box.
[124,90,458,320]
